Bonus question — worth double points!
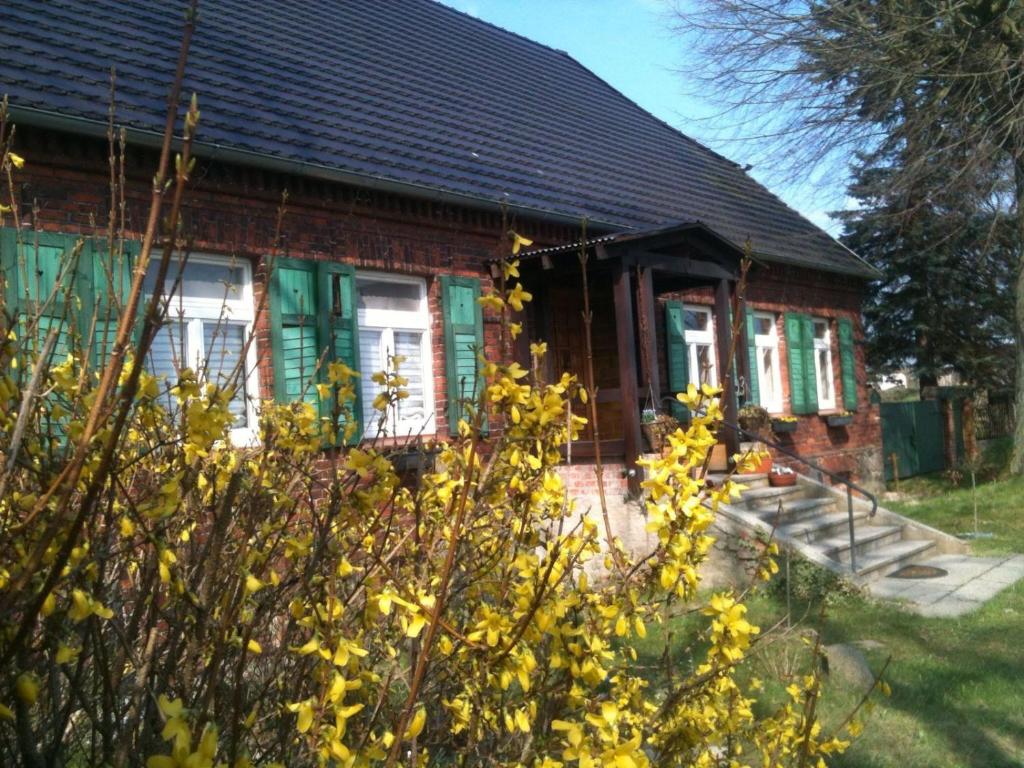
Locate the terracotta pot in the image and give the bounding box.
[709,443,729,472]
[768,472,797,487]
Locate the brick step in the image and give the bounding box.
[751,497,838,525]
[818,525,905,565]
[851,539,937,581]
[776,510,871,544]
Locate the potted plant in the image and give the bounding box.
[771,415,798,434]
[768,465,797,487]
[826,410,855,427]
[640,409,679,452]
[737,403,772,438]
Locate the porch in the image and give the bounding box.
[512,222,754,494]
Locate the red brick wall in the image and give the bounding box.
[659,262,883,488]
[10,129,572,439]
[557,461,631,500]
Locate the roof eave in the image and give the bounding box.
[8,104,627,232]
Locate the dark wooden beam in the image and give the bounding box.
[715,278,739,459]
[625,251,737,280]
[613,263,642,494]
[636,265,661,408]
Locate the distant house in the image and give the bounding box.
[0,0,883,492]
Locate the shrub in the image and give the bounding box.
[0,84,872,766]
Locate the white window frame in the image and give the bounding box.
[146,253,261,446]
[812,317,836,410]
[753,311,783,413]
[684,306,718,387]
[356,271,435,438]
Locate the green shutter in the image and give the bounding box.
[801,315,818,413]
[664,300,690,420]
[441,275,484,434]
[270,258,321,409]
[784,312,809,414]
[837,317,857,410]
[3,229,80,367]
[317,262,361,444]
[744,308,760,407]
[81,237,140,370]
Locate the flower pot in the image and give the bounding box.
[826,414,854,428]
[709,443,729,472]
[738,441,772,474]
[771,418,798,434]
[768,472,797,487]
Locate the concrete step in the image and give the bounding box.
[706,472,770,490]
[852,539,937,581]
[739,483,818,509]
[752,497,838,525]
[819,525,905,565]
[776,510,871,544]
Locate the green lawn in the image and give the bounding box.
[642,440,1024,767]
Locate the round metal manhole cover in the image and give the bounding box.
[889,564,948,579]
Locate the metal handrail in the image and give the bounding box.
[717,418,879,574]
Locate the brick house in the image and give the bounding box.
[0,0,883,493]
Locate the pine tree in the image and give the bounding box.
[840,150,1016,388]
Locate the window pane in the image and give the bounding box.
[760,347,776,404]
[147,324,184,415]
[203,323,249,427]
[145,259,245,301]
[685,309,709,332]
[755,316,773,336]
[393,331,426,426]
[696,344,714,384]
[817,348,831,398]
[360,329,385,434]
[814,320,828,340]
[357,280,420,313]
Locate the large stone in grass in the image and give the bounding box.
[824,643,875,690]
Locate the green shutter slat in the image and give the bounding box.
[745,308,760,407]
[838,317,857,410]
[784,312,808,415]
[441,276,484,433]
[801,315,819,412]
[664,300,690,420]
[318,262,362,445]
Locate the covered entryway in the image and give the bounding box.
[515,222,753,493]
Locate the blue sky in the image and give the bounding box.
[441,0,850,234]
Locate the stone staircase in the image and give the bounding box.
[712,472,968,583]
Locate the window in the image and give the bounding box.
[812,318,836,410]
[753,312,783,412]
[145,254,260,445]
[684,307,717,387]
[356,273,434,438]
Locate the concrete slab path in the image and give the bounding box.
[866,553,1024,617]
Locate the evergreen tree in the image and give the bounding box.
[840,150,1016,388]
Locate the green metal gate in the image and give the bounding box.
[881,400,948,480]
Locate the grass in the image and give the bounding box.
[642,438,1024,767]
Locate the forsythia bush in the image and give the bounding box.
[0,118,867,767]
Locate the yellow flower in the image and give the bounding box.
[8,153,25,169]
[507,283,532,312]
[510,232,533,254]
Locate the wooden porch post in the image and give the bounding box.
[715,278,739,459]
[613,262,642,494]
[736,291,751,406]
[636,265,661,408]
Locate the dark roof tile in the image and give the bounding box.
[0,0,875,276]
